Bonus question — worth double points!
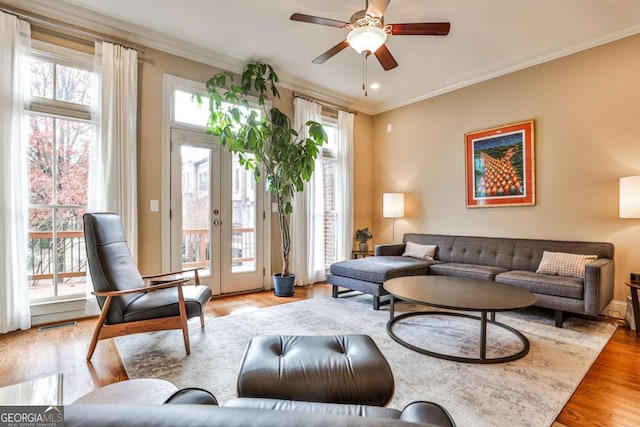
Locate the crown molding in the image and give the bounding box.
[367,14,640,115]
[0,0,246,72]
[4,0,640,116]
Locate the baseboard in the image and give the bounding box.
[31,299,100,326]
[602,299,627,320]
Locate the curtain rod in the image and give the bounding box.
[293,92,358,116]
[0,7,146,53]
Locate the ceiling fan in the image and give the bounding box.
[290,0,451,71]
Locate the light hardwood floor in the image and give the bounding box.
[0,283,638,426]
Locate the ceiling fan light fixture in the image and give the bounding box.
[346,25,387,55]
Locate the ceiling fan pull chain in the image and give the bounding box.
[362,53,368,97]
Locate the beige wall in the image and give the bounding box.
[354,113,374,240]
[371,34,640,306]
[137,49,226,275]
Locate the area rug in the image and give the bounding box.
[115,295,616,427]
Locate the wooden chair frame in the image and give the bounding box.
[86,268,205,361]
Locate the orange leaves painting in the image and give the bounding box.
[465,120,535,208]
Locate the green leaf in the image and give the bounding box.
[201,61,329,275]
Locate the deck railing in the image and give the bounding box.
[183,227,256,268]
[27,227,256,285]
[28,231,86,284]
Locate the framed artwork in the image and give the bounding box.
[465,120,535,208]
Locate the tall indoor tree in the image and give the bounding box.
[200,62,327,296]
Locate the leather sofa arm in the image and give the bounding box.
[164,388,218,405]
[399,401,456,427]
[375,244,406,256]
[584,258,615,316]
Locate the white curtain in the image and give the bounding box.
[89,42,138,258]
[0,12,31,333]
[335,110,354,262]
[290,98,325,286]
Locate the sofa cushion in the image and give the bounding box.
[429,263,508,280]
[449,236,516,270]
[402,234,457,262]
[495,270,583,299]
[330,257,434,284]
[535,251,597,278]
[511,239,613,272]
[236,335,394,406]
[402,242,437,260]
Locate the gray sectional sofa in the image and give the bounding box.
[327,233,614,327]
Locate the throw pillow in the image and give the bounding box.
[535,251,598,279]
[402,242,437,260]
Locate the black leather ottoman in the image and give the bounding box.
[237,335,395,406]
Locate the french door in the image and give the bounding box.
[170,128,266,294]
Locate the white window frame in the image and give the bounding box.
[26,40,99,322]
[320,114,339,269]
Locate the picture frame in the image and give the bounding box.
[465,120,535,208]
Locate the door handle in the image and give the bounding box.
[213,219,221,226]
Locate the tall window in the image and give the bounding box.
[321,115,338,268]
[26,44,95,302]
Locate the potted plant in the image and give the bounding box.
[355,228,373,252]
[200,62,327,297]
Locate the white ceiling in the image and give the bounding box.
[18,0,640,114]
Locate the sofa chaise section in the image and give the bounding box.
[328,256,435,309]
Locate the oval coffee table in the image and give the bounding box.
[384,275,537,364]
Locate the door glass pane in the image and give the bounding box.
[181,146,211,275]
[56,118,91,205]
[27,114,54,205]
[231,153,256,273]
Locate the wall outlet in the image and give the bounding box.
[272,202,278,213]
[150,199,159,212]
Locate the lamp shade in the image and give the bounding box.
[620,176,640,218]
[383,193,405,218]
[346,26,387,55]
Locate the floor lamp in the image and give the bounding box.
[383,193,405,244]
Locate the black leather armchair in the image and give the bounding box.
[83,212,212,360]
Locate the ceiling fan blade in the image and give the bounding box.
[374,44,398,70]
[366,0,391,18]
[290,13,349,29]
[312,40,350,64]
[388,22,451,36]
